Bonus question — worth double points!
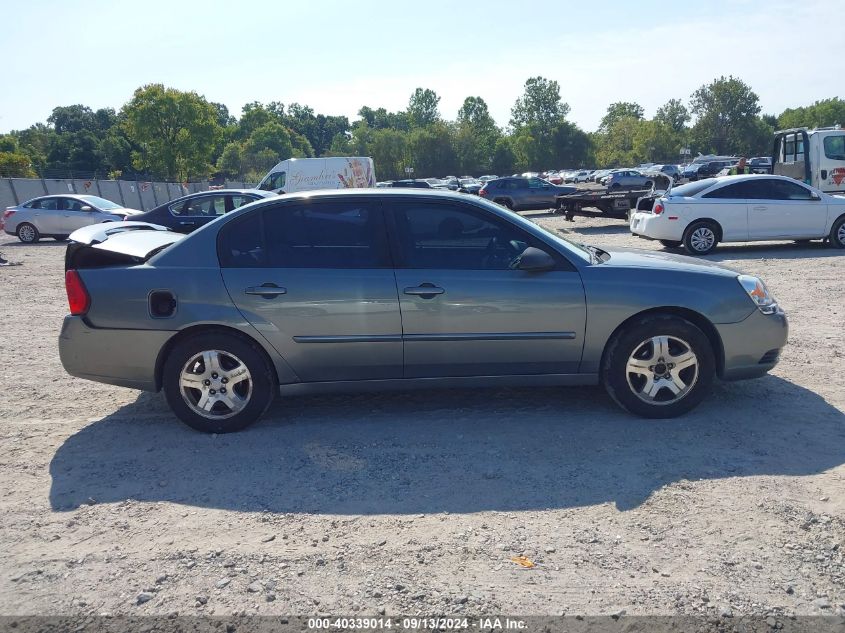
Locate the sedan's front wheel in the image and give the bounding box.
[163,332,276,433]
[602,314,715,418]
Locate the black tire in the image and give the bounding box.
[644,181,653,188]
[830,215,845,249]
[659,240,682,248]
[163,331,276,433]
[602,314,715,419]
[494,198,513,210]
[17,222,39,243]
[683,221,719,255]
[54,235,69,241]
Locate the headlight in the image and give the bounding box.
[737,275,779,315]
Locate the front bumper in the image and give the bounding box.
[715,309,788,381]
[59,316,175,391]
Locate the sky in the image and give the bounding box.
[1,0,840,134]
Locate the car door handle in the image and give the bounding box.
[245,284,287,298]
[753,206,768,211]
[403,284,445,298]
[179,220,197,226]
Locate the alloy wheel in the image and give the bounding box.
[690,227,715,252]
[18,224,36,242]
[625,335,699,405]
[179,350,253,419]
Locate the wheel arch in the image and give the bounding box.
[154,324,282,391]
[599,306,726,378]
[685,217,723,241]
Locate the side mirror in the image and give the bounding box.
[810,192,821,201]
[516,247,555,272]
[80,205,93,212]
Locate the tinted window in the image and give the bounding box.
[80,195,122,210]
[218,211,265,268]
[31,198,59,210]
[752,179,814,201]
[668,179,717,197]
[263,201,389,269]
[61,198,87,211]
[230,194,258,209]
[702,182,756,199]
[392,202,540,270]
[824,135,845,160]
[172,195,227,217]
[528,178,547,189]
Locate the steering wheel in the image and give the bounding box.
[482,235,519,269]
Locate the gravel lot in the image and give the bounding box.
[0,210,843,620]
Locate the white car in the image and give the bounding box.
[629,175,845,255]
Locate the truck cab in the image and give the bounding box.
[773,127,845,194]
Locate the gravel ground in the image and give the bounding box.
[0,211,843,620]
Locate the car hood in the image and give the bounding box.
[599,246,739,277]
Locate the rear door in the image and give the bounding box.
[29,197,61,234]
[219,198,402,382]
[746,178,828,239]
[386,198,586,378]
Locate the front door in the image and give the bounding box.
[746,178,828,239]
[387,199,586,378]
[219,198,402,382]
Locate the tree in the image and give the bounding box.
[216,142,244,178]
[778,98,845,130]
[366,129,408,180]
[455,97,500,174]
[510,77,570,129]
[490,137,517,175]
[122,84,222,181]
[0,152,35,177]
[408,88,441,128]
[599,102,644,132]
[655,99,690,133]
[689,76,761,155]
[408,122,458,177]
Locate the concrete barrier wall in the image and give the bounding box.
[0,178,222,211]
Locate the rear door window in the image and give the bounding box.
[262,200,390,269]
[32,198,59,210]
[702,182,755,199]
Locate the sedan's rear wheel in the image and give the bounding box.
[163,332,275,433]
[683,221,719,255]
[17,223,39,243]
[602,314,715,418]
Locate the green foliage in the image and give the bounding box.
[409,122,458,177]
[122,84,222,181]
[599,102,644,132]
[408,88,441,128]
[0,152,36,177]
[777,98,845,130]
[510,77,570,129]
[690,76,762,155]
[654,99,690,133]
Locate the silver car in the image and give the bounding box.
[2,195,142,243]
[58,190,787,434]
[605,170,654,190]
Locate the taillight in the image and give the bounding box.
[653,202,665,215]
[479,188,488,196]
[2,210,15,220]
[65,270,90,316]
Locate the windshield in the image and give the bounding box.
[667,179,716,197]
[80,195,123,210]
